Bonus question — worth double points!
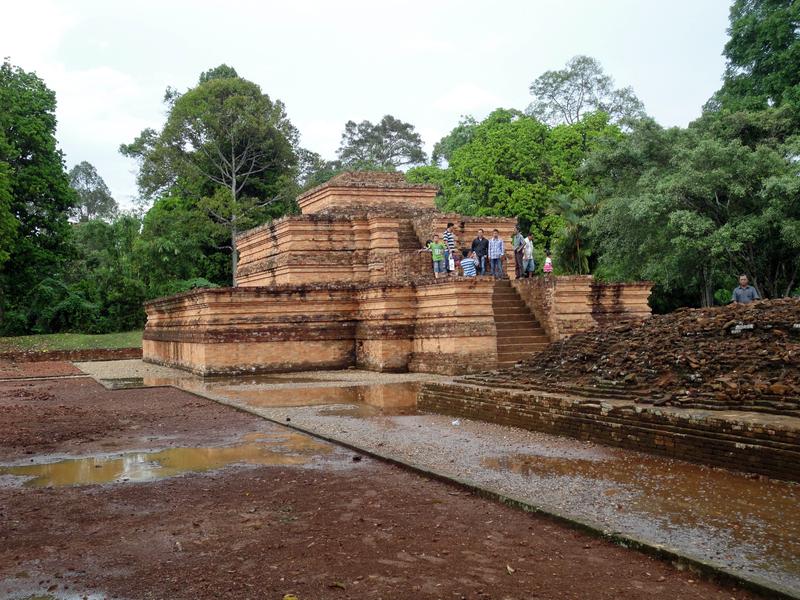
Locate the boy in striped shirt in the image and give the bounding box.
[460,251,478,277]
[442,223,456,274]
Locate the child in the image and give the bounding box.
[420,234,447,279]
[543,251,553,274]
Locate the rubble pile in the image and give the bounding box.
[476,298,800,416]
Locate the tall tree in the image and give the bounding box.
[709,0,800,111]
[0,60,76,330]
[121,68,297,284]
[68,161,118,222]
[337,115,426,169]
[431,115,477,166]
[527,55,645,126]
[408,109,621,245]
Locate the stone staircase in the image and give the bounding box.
[397,220,422,251]
[493,279,550,369]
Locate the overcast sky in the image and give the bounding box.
[3,0,732,208]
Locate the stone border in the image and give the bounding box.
[0,347,142,363]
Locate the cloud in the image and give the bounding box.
[432,83,503,113]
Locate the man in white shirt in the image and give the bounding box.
[522,232,535,278]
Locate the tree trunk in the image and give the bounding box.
[231,170,238,287]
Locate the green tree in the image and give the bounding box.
[587,116,800,307]
[121,68,298,284]
[527,55,645,126]
[710,0,800,111]
[411,109,621,246]
[133,196,227,298]
[0,132,17,270]
[337,115,426,168]
[550,192,598,274]
[68,160,118,222]
[0,60,76,332]
[431,115,477,166]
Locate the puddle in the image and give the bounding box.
[0,432,331,487]
[185,380,420,414]
[482,452,800,583]
[99,373,326,390]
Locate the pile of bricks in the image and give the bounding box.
[462,298,800,416]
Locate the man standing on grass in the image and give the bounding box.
[732,274,761,304]
[471,228,489,275]
[443,223,457,275]
[488,229,505,278]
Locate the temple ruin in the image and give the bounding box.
[143,172,653,375]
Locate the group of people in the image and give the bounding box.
[421,224,553,279]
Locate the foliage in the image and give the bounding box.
[337,115,426,169]
[431,115,477,166]
[527,55,645,126]
[587,113,800,307]
[550,192,598,274]
[709,0,800,111]
[121,67,298,284]
[0,60,76,330]
[68,160,118,222]
[410,109,621,247]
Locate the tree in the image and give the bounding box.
[296,148,343,190]
[337,115,426,169]
[550,192,598,274]
[709,0,800,111]
[587,116,800,307]
[431,115,477,166]
[0,60,76,331]
[410,109,621,246]
[199,64,239,84]
[527,55,645,126]
[68,161,118,222]
[121,68,298,285]
[0,132,16,270]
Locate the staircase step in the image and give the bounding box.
[497,342,550,352]
[496,335,550,344]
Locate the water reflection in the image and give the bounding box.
[0,432,331,488]
[482,452,800,580]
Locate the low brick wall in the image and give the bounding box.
[512,276,653,341]
[0,347,142,363]
[418,382,800,481]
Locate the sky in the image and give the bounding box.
[2,0,733,208]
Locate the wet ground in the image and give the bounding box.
[0,363,760,600]
[73,360,800,596]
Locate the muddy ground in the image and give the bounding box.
[0,365,759,599]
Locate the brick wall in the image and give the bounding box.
[418,382,800,481]
[512,276,653,341]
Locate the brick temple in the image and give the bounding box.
[143,172,653,375]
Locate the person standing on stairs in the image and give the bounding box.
[512,225,525,279]
[471,228,489,275]
[488,229,505,278]
[442,223,457,275]
[420,234,447,279]
[522,232,535,278]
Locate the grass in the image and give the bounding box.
[0,330,143,353]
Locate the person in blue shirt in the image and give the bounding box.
[460,251,478,277]
[731,274,761,304]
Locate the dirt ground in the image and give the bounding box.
[0,359,83,380]
[0,370,760,599]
